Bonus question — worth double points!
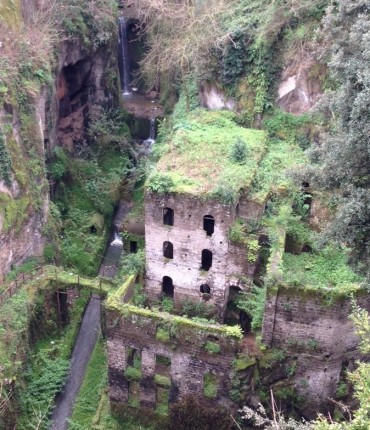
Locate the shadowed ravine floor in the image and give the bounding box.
[49,202,129,430]
[49,294,102,430]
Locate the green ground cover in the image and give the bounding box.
[282,247,363,290]
[148,110,266,202]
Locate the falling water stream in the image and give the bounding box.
[144,117,157,146]
[118,16,131,94]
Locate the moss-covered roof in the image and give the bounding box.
[147,110,267,201]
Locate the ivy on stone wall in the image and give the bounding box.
[0,131,12,185]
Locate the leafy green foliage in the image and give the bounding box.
[150,109,266,201]
[154,374,171,388]
[59,0,117,48]
[0,131,12,185]
[179,299,216,321]
[118,250,145,279]
[204,341,221,355]
[124,366,142,381]
[146,171,174,194]
[230,137,248,164]
[68,339,107,428]
[203,373,218,399]
[48,147,69,181]
[305,1,370,279]
[282,247,363,290]
[236,287,266,332]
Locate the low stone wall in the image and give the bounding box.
[262,285,370,416]
[105,307,241,411]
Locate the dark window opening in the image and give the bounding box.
[130,241,138,253]
[163,207,174,226]
[203,215,215,236]
[201,249,213,271]
[127,347,141,369]
[200,284,211,294]
[163,241,173,259]
[90,225,97,234]
[155,355,171,377]
[162,276,174,298]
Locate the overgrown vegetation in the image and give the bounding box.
[147,110,266,203]
[282,247,363,291]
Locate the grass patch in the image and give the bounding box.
[69,338,107,428]
[203,373,218,399]
[148,110,266,201]
[282,247,363,290]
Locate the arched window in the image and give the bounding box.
[163,207,174,226]
[162,276,174,297]
[163,241,173,259]
[201,249,213,271]
[203,215,214,236]
[200,284,211,294]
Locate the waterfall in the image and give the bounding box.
[111,231,123,247]
[118,17,131,95]
[144,117,156,146]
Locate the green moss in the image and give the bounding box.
[0,192,31,234]
[204,341,221,355]
[156,328,171,343]
[203,373,218,399]
[154,374,171,388]
[233,355,256,371]
[125,366,142,381]
[148,110,266,200]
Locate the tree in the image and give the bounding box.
[313,305,370,429]
[307,0,370,277]
[124,0,234,89]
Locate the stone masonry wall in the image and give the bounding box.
[144,191,259,319]
[262,286,370,416]
[106,309,240,411]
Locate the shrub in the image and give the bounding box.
[147,171,174,194]
[156,328,170,343]
[204,341,221,355]
[124,366,142,381]
[161,296,174,313]
[180,299,216,320]
[0,132,12,185]
[230,137,248,164]
[154,374,171,388]
[203,373,218,399]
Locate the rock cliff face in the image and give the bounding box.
[0,0,118,280]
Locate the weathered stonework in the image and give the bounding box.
[262,286,370,416]
[144,192,259,319]
[106,309,240,411]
